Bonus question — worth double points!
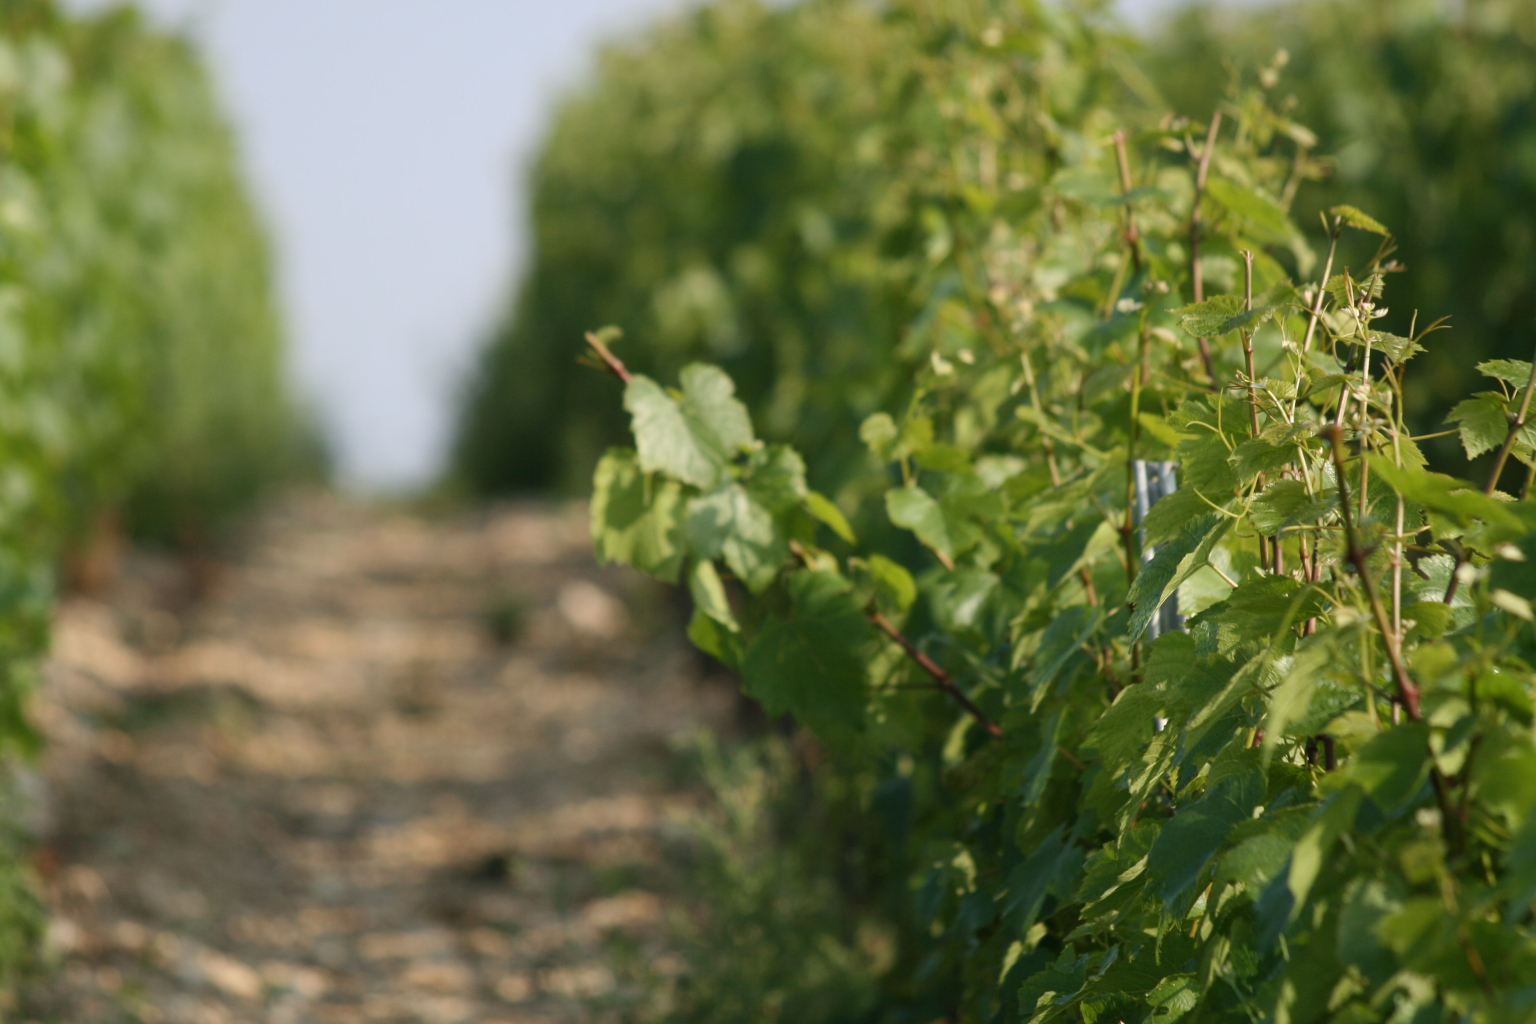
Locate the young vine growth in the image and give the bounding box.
[583,6,1536,1020]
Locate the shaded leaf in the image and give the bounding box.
[742,570,869,741]
[688,558,738,632]
[887,485,974,563]
[1249,479,1336,534]
[1175,295,1243,338]
[1347,723,1431,812]
[863,554,916,611]
[1127,514,1230,640]
[591,449,688,582]
[687,483,786,594]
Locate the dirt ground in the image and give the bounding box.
[17,494,733,1024]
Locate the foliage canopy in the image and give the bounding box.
[0,1,306,983]
[567,1,1536,1021]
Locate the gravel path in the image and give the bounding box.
[19,495,729,1023]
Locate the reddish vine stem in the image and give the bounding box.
[1444,342,1536,603]
[1329,426,1459,836]
[1188,111,1221,384]
[1113,130,1142,274]
[584,330,633,385]
[1328,425,1420,718]
[869,611,1003,739]
[1240,251,1268,568]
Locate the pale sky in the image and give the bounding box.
[68,0,1197,490]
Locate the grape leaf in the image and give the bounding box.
[1287,786,1364,913]
[687,608,742,672]
[1366,455,1526,533]
[625,364,754,488]
[805,490,856,543]
[1346,723,1431,813]
[1174,295,1244,338]
[688,558,738,632]
[886,485,978,563]
[1329,204,1388,236]
[1146,770,1264,904]
[862,554,916,611]
[1127,514,1230,641]
[687,482,787,594]
[1249,479,1337,534]
[1446,393,1509,460]
[744,444,806,511]
[742,570,869,741]
[1480,359,1535,388]
[591,449,688,582]
[1207,177,1293,241]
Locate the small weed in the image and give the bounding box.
[484,592,528,646]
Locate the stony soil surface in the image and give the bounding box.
[18,495,731,1023]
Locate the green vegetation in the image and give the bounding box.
[1149,0,1536,467]
[457,0,1536,491]
[0,0,306,986]
[55,7,313,544]
[489,0,1536,1020]
[452,0,1132,496]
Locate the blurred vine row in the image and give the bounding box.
[455,0,1536,494]
[0,0,309,988]
[453,0,1536,1021]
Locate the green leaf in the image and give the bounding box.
[1026,605,1102,706]
[1187,576,1326,656]
[679,362,755,457]
[626,375,718,488]
[742,570,869,740]
[1003,826,1069,929]
[625,364,754,489]
[1264,631,1336,750]
[1479,359,1534,388]
[1174,295,1244,338]
[1366,455,1526,533]
[860,412,899,461]
[1207,177,1293,241]
[929,569,1000,636]
[687,483,787,594]
[1330,204,1389,236]
[1446,393,1510,460]
[1216,304,1283,336]
[687,607,742,672]
[886,485,964,563]
[914,443,972,473]
[1324,272,1384,305]
[744,445,807,512]
[863,554,917,611]
[1347,723,1431,812]
[1127,514,1230,640]
[688,558,738,632]
[805,490,856,543]
[1249,479,1337,534]
[1146,770,1263,904]
[1287,786,1364,914]
[1040,518,1119,590]
[1365,331,1421,363]
[1138,412,1191,448]
[591,449,688,582]
[1229,421,1320,481]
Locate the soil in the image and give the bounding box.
[17,494,732,1023]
